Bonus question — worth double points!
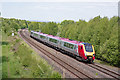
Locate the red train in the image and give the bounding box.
[30,31,95,63]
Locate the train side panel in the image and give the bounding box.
[78,45,86,59]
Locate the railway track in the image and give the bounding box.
[19,30,93,79]
[20,29,120,79]
[86,63,120,80]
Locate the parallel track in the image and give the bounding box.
[19,30,93,79]
[86,63,120,80]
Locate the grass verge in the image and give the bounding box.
[2,31,61,78]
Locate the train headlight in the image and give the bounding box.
[85,53,87,56]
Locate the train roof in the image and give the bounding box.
[81,43,92,45]
[31,31,91,45]
[60,38,79,44]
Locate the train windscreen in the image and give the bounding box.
[85,45,93,52]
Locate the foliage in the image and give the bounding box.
[1,18,27,36]
[1,16,119,67]
[2,31,61,78]
[57,16,119,67]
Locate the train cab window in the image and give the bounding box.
[85,45,93,52]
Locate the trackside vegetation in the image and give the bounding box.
[1,16,120,67]
[2,31,61,78]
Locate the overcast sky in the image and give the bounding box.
[0,0,119,22]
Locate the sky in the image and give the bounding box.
[0,0,119,22]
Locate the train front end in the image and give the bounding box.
[79,43,95,63]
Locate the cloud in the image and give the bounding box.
[0,0,119,2]
[1,2,118,22]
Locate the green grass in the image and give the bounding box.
[2,32,61,78]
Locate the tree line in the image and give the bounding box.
[1,16,120,67]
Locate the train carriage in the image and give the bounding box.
[60,40,79,56]
[39,34,48,43]
[30,31,95,63]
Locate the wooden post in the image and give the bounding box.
[63,68,65,78]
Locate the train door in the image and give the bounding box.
[58,40,60,48]
[74,45,79,56]
[78,45,84,58]
[60,41,64,49]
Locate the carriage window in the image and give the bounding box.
[64,42,74,49]
[31,32,33,34]
[40,35,46,39]
[70,44,74,49]
[34,33,38,37]
[64,42,67,47]
[49,38,58,43]
[81,46,82,49]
